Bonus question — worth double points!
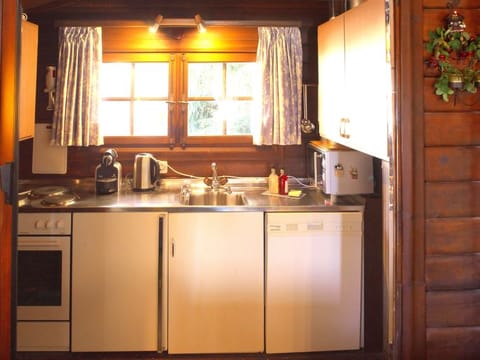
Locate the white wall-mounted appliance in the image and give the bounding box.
[308,139,374,196]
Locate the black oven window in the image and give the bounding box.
[18,250,62,306]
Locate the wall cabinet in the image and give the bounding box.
[168,212,264,354]
[318,0,389,160]
[71,212,163,352]
[19,19,38,140]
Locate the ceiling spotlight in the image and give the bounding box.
[149,14,163,33]
[194,14,207,33]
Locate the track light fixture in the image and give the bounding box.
[149,14,207,33]
[149,14,164,33]
[194,14,207,33]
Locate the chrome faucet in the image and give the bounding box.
[204,162,228,191]
[211,162,220,190]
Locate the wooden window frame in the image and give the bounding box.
[101,52,256,148]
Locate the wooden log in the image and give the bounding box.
[426,253,480,290]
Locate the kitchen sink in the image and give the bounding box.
[185,191,247,206]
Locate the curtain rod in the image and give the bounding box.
[53,19,303,28]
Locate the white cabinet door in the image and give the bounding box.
[318,14,345,144]
[344,0,389,160]
[72,212,163,351]
[317,0,389,160]
[168,212,264,354]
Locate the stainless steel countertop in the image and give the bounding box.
[18,177,366,212]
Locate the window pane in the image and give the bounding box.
[101,63,131,97]
[188,63,223,97]
[226,63,256,97]
[226,101,253,135]
[188,101,220,135]
[135,63,169,97]
[133,101,168,136]
[100,101,131,135]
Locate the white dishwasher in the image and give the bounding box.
[265,211,363,353]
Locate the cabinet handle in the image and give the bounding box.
[339,118,351,139]
[344,118,351,139]
[171,240,175,257]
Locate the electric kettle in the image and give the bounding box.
[132,153,160,191]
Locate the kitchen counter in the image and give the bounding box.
[18,177,366,212]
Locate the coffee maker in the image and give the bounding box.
[95,149,122,194]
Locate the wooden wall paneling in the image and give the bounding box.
[425,182,480,218]
[102,26,259,53]
[426,289,480,327]
[426,254,480,290]
[423,0,480,10]
[426,327,480,360]
[424,146,480,181]
[423,79,480,112]
[424,112,480,146]
[426,218,480,255]
[49,144,307,179]
[395,0,427,356]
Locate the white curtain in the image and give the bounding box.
[51,27,103,146]
[254,27,303,145]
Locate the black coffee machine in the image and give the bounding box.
[95,149,122,194]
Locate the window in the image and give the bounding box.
[100,62,170,136]
[187,61,256,136]
[100,53,257,145]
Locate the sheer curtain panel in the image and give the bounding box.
[51,27,103,146]
[254,27,302,145]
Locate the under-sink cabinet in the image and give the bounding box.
[167,212,264,354]
[71,212,165,352]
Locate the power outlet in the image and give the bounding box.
[158,160,168,174]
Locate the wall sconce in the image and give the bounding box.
[149,14,207,34]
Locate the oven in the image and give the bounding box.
[17,212,71,351]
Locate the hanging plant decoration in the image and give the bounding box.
[424,7,480,102]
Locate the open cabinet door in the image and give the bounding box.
[0,0,20,359]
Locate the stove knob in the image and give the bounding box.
[45,220,54,229]
[56,219,65,229]
[34,219,45,229]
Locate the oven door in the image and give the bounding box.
[17,236,70,321]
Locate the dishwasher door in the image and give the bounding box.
[265,211,363,353]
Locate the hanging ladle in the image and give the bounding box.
[301,84,315,134]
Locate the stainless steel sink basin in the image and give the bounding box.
[185,191,247,206]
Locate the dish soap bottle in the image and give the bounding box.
[279,168,289,195]
[268,167,279,194]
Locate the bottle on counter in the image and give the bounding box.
[279,168,289,195]
[268,167,279,194]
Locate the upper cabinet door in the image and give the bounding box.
[344,0,389,160]
[318,15,345,145]
[18,20,38,140]
[318,0,390,160]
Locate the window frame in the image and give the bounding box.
[101,52,256,147]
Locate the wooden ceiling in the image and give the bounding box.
[21,0,339,25]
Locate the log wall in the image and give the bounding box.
[422,1,480,358]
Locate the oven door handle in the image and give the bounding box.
[18,238,66,248]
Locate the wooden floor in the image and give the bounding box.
[16,351,386,360]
